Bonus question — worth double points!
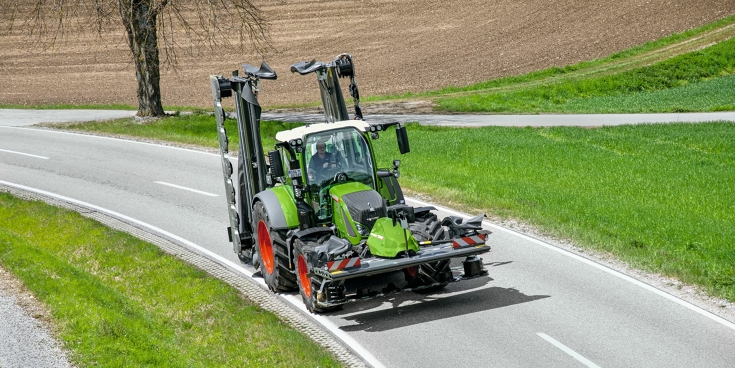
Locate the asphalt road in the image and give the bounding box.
[3,108,734,127]
[261,111,735,126]
[2,114,735,367]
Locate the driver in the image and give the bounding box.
[308,141,341,182]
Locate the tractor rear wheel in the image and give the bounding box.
[253,201,297,292]
[294,239,341,313]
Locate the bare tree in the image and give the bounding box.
[4,0,268,117]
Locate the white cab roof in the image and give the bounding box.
[275,120,371,142]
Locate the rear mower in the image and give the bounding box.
[210,54,491,312]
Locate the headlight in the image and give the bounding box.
[355,223,370,237]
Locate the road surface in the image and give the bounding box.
[2,112,735,367]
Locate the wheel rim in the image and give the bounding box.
[258,220,274,274]
[406,266,417,277]
[298,254,311,298]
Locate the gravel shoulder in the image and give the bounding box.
[0,264,74,368]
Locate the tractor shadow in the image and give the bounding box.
[332,264,549,332]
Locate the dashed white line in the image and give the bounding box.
[154,181,218,197]
[0,148,49,160]
[537,332,601,368]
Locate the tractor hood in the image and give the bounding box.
[329,183,420,257]
[329,183,386,229]
[340,189,386,230]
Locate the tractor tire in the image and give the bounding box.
[294,239,341,313]
[406,211,451,289]
[410,212,444,242]
[253,201,297,292]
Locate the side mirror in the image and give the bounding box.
[268,150,284,178]
[396,126,410,154]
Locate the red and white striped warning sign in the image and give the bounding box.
[452,233,487,249]
[327,257,362,271]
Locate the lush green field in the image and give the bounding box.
[0,193,340,367]
[60,115,735,302]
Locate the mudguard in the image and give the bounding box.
[253,188,297,230]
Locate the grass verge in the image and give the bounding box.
[0,192,340,367]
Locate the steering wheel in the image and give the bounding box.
[333,172,349,184]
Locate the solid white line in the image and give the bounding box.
[154,181,218,197]
[0,148,49,160]
[537,332,601,368]
[0,180,384,368]
[406,197,735,332]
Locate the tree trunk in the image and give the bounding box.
[118,0,165,117]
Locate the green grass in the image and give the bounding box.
[0,193,340,367]
[371,122,735,301]
[436,35,735,113]
[561,74,735,113]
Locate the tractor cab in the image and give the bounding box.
[275,121,380,230]
[303,126,376,222]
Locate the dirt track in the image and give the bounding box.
[1,0,734,110]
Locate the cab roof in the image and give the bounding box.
[275,120,371,143]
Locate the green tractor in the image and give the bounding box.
[210,54,491,312]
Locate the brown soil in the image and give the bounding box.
[1,0,734,112]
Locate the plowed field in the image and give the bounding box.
[1,0,734,110]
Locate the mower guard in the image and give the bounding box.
[316,238,490,282]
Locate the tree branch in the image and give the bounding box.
[151,0,169,18]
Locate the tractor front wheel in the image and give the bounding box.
[294,239,341,313]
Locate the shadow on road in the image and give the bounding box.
[334,276,549,332]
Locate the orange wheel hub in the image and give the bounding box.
[298,254,311,298]
[258,221,274,274]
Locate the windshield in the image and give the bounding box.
[304,127,375,220]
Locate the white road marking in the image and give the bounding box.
[154,181,218,197]
[537,333,600,367]
[407,197,735,332]
[0,180,385,368]
[0,148,49,160]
